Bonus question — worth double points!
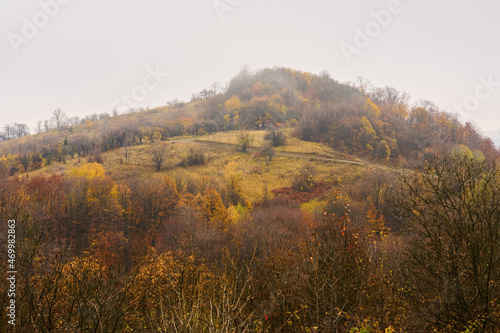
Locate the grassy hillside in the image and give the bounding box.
[26,129,373,205]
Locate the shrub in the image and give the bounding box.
[238,132,254,153]
[180,148,207,167]
[261,145,275,162]
[265,128,287,147]
[291,163,316,192]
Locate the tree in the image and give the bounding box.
[227,173,251,209]
[148,145,167,171]
[355,76,373,96]
[265,128,287,147]
[51,108,66,129]
[43,119,52,132]
[200,188,232,231]
[366,205,389,238]
[261,145,275,162]
[35,120,43,134]
[395,152,500,332]
[14,122,29,138]
[360,116,377,145]
[3,124,13,140]
[122,136,131,165]
[199,82,224,120]
[292,163,315,192]
[223,95,241,129]
[238,132,254,153]
[373,140,391,162]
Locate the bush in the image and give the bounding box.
[261,145,275,161]
[87,153,104,164]
[265,128,287,147]
[238,132,254,153]
[291,163,316,192]
[181,148,207,167]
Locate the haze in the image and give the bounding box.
[1,0,499,145]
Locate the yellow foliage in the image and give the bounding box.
[0,154,19,174]
[367,205,390,238]
[364,97,381,118]
[69,162,106,180]
[223,95,242,123]
[0,154,16,163]
[200,188,232,230]
[224,161,238,177]
[360,117,378,143]
[224,95,241,112]
[163,175,178,193]
[62,255,103,277]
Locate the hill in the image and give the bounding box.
[1,67,497,177]
[1,67,500,332]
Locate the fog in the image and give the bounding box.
[1,0,499,144]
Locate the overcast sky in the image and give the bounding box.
[1,0,499,145]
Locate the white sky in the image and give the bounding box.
[1,0,499,145]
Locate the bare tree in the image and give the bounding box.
[68,116,80,126]
[355,76,373,96]
[52,108,67,129]
[3,124,13,140]
[147,145,167,171]
[98,113,110,120]
[43,119,52,132]
[123,136,131,165]
[14,123,29,138]
[35,120,43,134]
[261,145,275,162]
[199,82,224,119]
[394,152,500,331]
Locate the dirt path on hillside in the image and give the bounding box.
[168,138,389,169]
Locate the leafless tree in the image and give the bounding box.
[261,145,275,162]
[199,82,224,119]
[68,116,80,126]
[14,123,29,138]
[43,119,52,132]
[147,145,167,171]
[35,120,43,134]
[3,124,13,140]
[51,108,66,129]
[123,136,131,165]
[394,152,500,331]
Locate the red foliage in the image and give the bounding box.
[271,182,329,204]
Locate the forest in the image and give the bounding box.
[0,67,499,332]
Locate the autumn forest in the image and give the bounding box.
[1,67,500,332]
